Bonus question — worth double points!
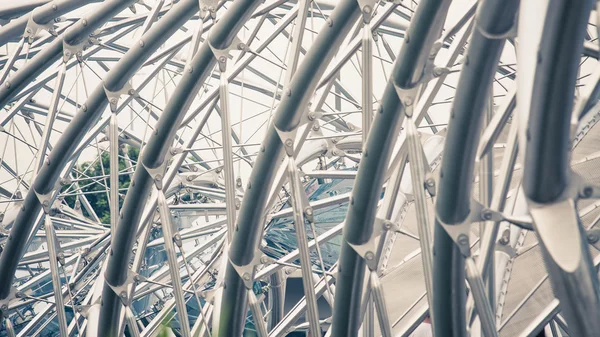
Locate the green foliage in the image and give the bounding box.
[63,146,139,224]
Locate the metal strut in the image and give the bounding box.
[44,216,69,337]
[518,1,600,336]
[433,0,519,336]
[157,191,192,337]
[286,155,321,336]
[332,0,451,336]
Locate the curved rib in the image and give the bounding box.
[215,0,365,335]
[518,0,600,335]
[96,0,264,335]
[432,0,519,335]
[330,0,450,335]
[0,0,188,307]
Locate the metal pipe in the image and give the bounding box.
[519,0,600,335]
[331,0,450,335]
[283,0,310,85]
[0,38,24,84]
[157,192,192,337]
[370,271,392,337]
[405,116,434,318]
[44,216,68,336]
[0,0,135,109]
[0,0,139,302]
[218,73,236,240]
[100,0,263,335]
[433,0,519,335]
[220,0,363,334]
[249,289,268,337]
[287,156,321,336]
[109,111,119,235]
[34,62,66,178]
[362,21,373,142]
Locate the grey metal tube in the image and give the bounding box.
[330,1,450,336]
[432,0,519,336]
[217,0,362,335]
[0,1,50,20]
[0,16,29,47]
[521,1,600,335]
[98,0,263,335]
[522,1,589,202]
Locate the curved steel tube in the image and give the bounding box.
[215,0,366,335]
[432,0,519,335]
[0,1,50,20]
[519,0,600,335]
[97,0,264,335]
[330,0,450,335]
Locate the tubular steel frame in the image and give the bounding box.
[1,1,600,337]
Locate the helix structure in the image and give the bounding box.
[0,0,599,336]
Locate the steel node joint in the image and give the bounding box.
[24,12,56,40]
[62,37,93,63]
[357,0,377,23]
[103,81,135,111]
[229,251,263,289]
[208,35,248,72]
[104,269,141,306]
[199,0,218,18]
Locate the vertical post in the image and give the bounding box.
[45,216,69,337]
[287,156,321,336]
[219,70,236,241]
[405,116,435,321]
[363,296,375,337]
[157,192,192,337]
[109,112,119,235]
[479,92,494,316]
[125,306,141,337]
[34,62,67,179]
[248,289,268,337]
[4,318,15,337]
[465,258,498,337]
[370,271,392,337]
[362,21,373,142]
[284,0,310,85]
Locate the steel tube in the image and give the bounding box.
[109,112,119,234]
[44,216,68,336]
[100,0,263,335]
[519,1,600,336]
[433,0,518,335]
[33,62,66,177]
[218,0,363,335]
[0,0,196,316]
[0,0,135,108]
[157,192,192,337]
[287,157,321,336]
[361,22,373,142]
[331,0,450,335]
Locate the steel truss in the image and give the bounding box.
[0,0,600,336]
